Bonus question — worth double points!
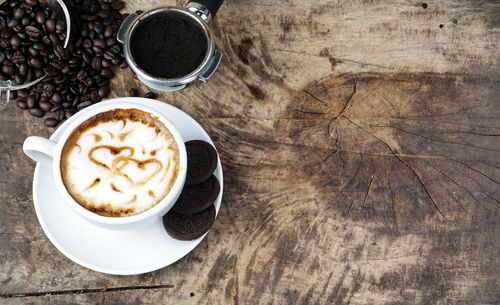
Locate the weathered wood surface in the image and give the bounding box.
[1,0,499,304]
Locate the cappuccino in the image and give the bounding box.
[60,109,180,217]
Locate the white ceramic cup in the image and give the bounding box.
[23,100,187,230]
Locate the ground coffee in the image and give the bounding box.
[130,11,208,79]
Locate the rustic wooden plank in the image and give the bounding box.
[1,0,499,304]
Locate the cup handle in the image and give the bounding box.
[117,13,138,44]
[23,136,57,167]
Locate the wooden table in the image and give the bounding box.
[1,0,499,304]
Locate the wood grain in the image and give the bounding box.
[1,0,499,304]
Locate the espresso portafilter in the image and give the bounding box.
[117,0,224,92]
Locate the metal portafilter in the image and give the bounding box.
[117,0,224,92]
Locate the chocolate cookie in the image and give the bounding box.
[185,140,218,186]
[163,205,216,241]
[172,176,220,215]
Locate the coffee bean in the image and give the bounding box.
[103,25,114,38]
[77,100,92,109]
[62,101,72,108]
[2,64,17,75]
[98,78,110,86]
[111,57,120,66]
[101,58,111,68]
[39,98,52,111]
[44,117,59,127]
[16,98,28,110]
[18,63,28,76]
[29,107,45,117]
[144,92,157,99]
[25,25,41,38]
[83,77,93,87]
[93,38,106,48]
[76,69,87,80]
[54,75,66,84]
[105,37,115,47]
[18,89,29,98]
[128,88,139,97]
[45,18,55,32]
[79,84,89,95]
[49,32,58,44]
[102,50,114,60]
[82,51,92,64]
[71,96,80,106]
[118,60,128,69]
[57,109,65,120]
[28,46,38,56]
[29,57,42,69]
[91,90,101,102]
[7,18,19,28]
[81,14,97,22]
[91,57,102,69]
[9,34,21,49]
[91,45,102,54]
[25,0,39,7]
[21,17,30,26]
[93,23,103,34]
[26,95,37,108]
[33,42,45,50]
[51,92,62,104]
[110,44,121,54]
[98,85,110,98]
[50,104,62,113]
[100,68,113,78]
[34,69,43,78]
[12,54,26,64]
[98,10,110,19]
[68,56,80,67]
[55,20,65,32]
[35,11,46,24]
[83,38,92,48]
[110,1,124,10]
[13,7,25,19]
[64,110,75,119]
[25,68,34,82]
[14,73,24,84]
[43,66,56,76]
[53,45,66,59]
[100,3,111,10]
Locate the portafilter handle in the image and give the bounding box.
[187,0,224,22]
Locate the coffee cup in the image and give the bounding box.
[23,100,187,230]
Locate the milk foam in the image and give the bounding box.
[61,111,179,217]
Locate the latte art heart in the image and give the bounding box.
[60,109,180,217]
[111,156,164,186]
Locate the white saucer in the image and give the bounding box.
[32,97,223,275]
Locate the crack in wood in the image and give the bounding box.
[367,123,500,154]
[343,115,449,220]
[0,285,174,298]
[388,177,399,231]
[302,89,329,107]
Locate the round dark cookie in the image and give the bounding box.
[163,205,216,241]
[172,175,220,215]
[185,140,218,186]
